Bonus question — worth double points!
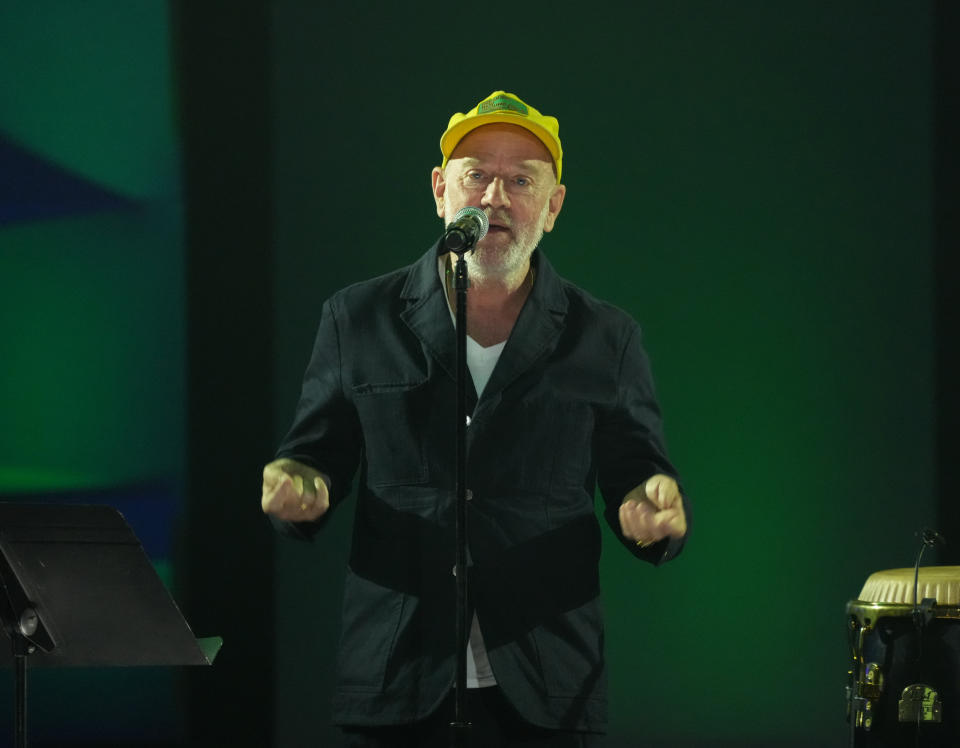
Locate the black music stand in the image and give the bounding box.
[0,503,221,748]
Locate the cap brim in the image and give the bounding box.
[440,114,562,173]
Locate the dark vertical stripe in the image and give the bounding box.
[172,1,275,744]
[935,0,960,562]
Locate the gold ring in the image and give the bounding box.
[636,539,651,549]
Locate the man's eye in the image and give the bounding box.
[515,177,529,186]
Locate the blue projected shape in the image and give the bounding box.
[0,134,136,227]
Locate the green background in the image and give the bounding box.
[0,3,187,743]
[0,2,951,746]
[272,3,934,747]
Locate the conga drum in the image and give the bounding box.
[847,566,960,747]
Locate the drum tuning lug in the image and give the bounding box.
[846,663,883,731]
[898,684,941,724]
[862,662,884,699]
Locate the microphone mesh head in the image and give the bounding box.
[453,206,489,240]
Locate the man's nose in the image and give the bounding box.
[481,177,510,209]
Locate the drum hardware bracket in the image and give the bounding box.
[847,693,876,730]
[847,613,885,731]
[898,683,941,723]
[862,662,884,699]
[847,661,884,730]
[913,597,937,629]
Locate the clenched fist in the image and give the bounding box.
[261,458,330,522]
[618,474,687,547]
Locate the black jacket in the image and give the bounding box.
[276,245,688,732]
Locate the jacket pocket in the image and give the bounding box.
[532,599,605,699]
[335,569,404,692]
[352,382,430,488]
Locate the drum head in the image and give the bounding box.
[858,566,960,605]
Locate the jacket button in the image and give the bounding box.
[466,489,473,501]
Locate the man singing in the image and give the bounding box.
[262,90,690,747]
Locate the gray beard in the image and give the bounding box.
[462,212,546,283]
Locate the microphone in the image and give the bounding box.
[441,206,489,254]
[921,528,946,547]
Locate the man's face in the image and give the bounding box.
[431,124,566,282]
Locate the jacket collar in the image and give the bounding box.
[399,243,569,400]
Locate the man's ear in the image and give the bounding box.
[431,166,446,218]
[543,183,566,233]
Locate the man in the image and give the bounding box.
[262,91,689,747]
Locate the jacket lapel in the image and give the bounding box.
[399,245,460,384]
[399,246,568,405]
[480,251,568,401]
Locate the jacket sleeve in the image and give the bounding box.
[595,323,690,564]
[273,298,363,539]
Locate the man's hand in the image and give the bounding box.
[618,474,687,547]
[261,458,330,522]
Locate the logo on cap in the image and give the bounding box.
[478,95,528,117]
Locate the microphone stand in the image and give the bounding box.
[449,246,472,748]
[438,208,486,748]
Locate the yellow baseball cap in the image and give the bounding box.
[439,91,563,182]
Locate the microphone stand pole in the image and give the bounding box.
[450,247,471,748]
